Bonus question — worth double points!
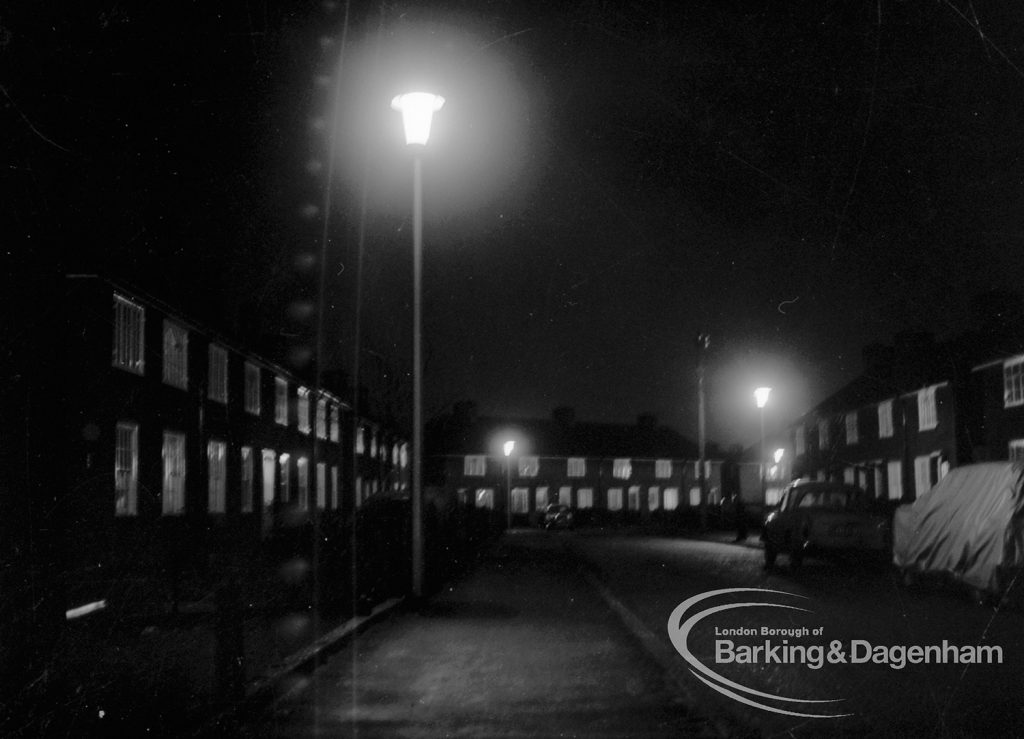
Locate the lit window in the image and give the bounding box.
[655,460,672,479]
[244,363,261,415]
[475,488,495,509]
[818,419,830,448]
[162,321,189,390]
[114,422,139,516]
[795,426,806,456]
[914,455,936,497]
[370,433,378,458]
[878,400,894,439]
[612,459,632,480]
[1005,356,1024,408]
[261,449,276,508]
[279,454,291,502]
[648,486,660,511]
[330,465,339,509]
[317,462,327,509]
[392,444,400,467]
[329,405,340,442]
[518,456,539,477]
[162,431,186,515]
[535,487,548,510]
[275,377,288,425]
[400,443,409,468]
[663,487,679,511]
[846,411,858,445]
[627,486,640,510]
[1009,439,1024,462]
[511,487,529,513]
[208,345,228,404]
[112,294,145,375]
[297,457,309,509]
[240,446,254,513]
[464,455,486,477]
[607,487,623,510]
[315,398,327,439]
[558,486,571,506]
[297,388,311,434]
[207,440,227,513]
[567,458,586,478]
[918,387,938,431]
[577,488,594,509]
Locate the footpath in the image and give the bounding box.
[218,529,734,738]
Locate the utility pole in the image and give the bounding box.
[696,332,710,531]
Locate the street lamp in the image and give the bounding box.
[503,440,515,531]
[392,90,445,599]
[754,387,772,503]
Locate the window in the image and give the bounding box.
[279,454,291,502]
[914,454,939,497]
[627,486,640,510]
[577,488,594,509]
[370,433,378,458]
[208,345,228,403]
[518,456,539,477]
[112,294,145,375]
[317,462,327,509]
[844,467,856,485]
[355,476,363,507]
[464,455,486,477]
[392,444,400,467]
[655,460,672,479]
[558,486,572,506]
[400,444,409,468]
[664,487,679,511]
[918,387,938,431]
[297,387,311,434]
[330,465,339,509]
[162,431,186,515]
[878,400,894,439]
[262,450,276,508]
[207,440,226,513]
[845,411,858,445]
[1005,356,1024,408]
[240,446,254,513]
[329,405,340,442]
[475,488,495,509]
[795,426,806,456]
[316,398,327,439]
[567,457,586,478]
[162,321,188,390]
[612,459,632,480]
[275,377,288,425]
[1009,439,1024,462]
[648,486,660,511]
[511,487,529,513]
[535,487,549,510]
[244,363,261,415]
[297,457,309,509]
[818,419,830,448]
[607,487,623,510]
[356,427,366,455]
[114,422,139,516]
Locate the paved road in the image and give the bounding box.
[572,531,1024,738]
[231,531,717,738]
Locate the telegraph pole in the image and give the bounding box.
[696,332,710,531]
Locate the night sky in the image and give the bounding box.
[6,1,1024,447]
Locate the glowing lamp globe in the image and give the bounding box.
[754,387,772,409]
[391,92,445,145]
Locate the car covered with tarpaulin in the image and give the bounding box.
[893,462,1024,596]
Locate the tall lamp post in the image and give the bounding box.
[503,440,515,531]
[392,91,445,598]
[754,387,772,503]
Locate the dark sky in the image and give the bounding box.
[6,1,1024,447]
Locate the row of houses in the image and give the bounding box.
[63,275,411,608]
[776,329,1024,504]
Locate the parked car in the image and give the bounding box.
[894,462,1024,603]
[543,503,574,530]
[762,480,891,568]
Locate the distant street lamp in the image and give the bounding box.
[392,91,445,599]
[503,440,515,531]
[754,387,772,502]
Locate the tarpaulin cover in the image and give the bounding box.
[893,462,1024,593]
